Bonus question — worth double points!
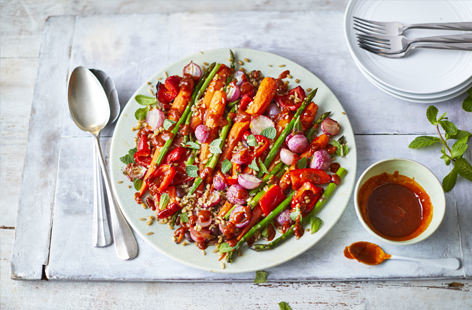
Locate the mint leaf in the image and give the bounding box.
[163,119,175,130]
[408,136,440,149]
[133,179,143,191]
[221,159,232,174]
[451,136,469,158]
[209,138,223,154]
[296,157,308,169]
[186,165,199,178]
[159,193,170,210]
[426,105,438,125]
[254,270,268,284]
[440,120,458,136]
[463,96,472,112]
[180,212,189,223]
[258,158,269,174]
[442,168,458,192]
[184,141,200,150]
[120,148,137,164]
[218,242,234,253]
[310,217,323,234]
[260,127,277,139]
[290,207,301,221]
[248,159,260,172]
[135,95,157,106]
[247,134,258,147]
[455,158,472,181]
[135,107,148,120]
[278,302,292,310]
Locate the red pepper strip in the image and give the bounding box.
[134,131,152,167]
[259,185,286,216]
[239,94,253,111]
[157,75,181,105]
[289,168,331,190]
[276,86,306,111]
[225,176,239,185]
[165,146,188,164]
[291,182,323,214]
[253,135,270,158]
[236,205,263,241]
[148,164,176,194]
[157,202,182,219]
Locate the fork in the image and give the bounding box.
[357,33,472,57]
[354,17,472,36]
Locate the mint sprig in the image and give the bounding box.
[409,105,471,192]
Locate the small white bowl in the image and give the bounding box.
[354,159,446,245]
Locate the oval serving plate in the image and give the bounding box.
[110,48,357,273]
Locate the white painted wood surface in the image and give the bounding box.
[1,0,471,308]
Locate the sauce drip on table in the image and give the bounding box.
[357,171,433,241]
[344,241,391,265]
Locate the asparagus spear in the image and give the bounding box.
[188,106,236,194]
[226,192,295,262]
[259,88,318,176]
[154,63,221,165]
[251,167,347,251]
[306,111,331,141]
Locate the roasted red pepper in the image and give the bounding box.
[134,131,152,167]
[148,164,176,194]
[165,146,188,164]
[289,168,331,190]
[240,81,256,97]
[239,94,253,111]
[276,86,306,111]
[157,202,181,219]
[259,185,286,216]
[253,135,270,158]
[157,75,181,105]
[291,182,323,214]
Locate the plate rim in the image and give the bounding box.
[109,47,357,273]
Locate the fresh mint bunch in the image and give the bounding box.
[409,105,472,192]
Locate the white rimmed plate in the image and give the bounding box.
[345,0,472,96]
[109,48,357,273]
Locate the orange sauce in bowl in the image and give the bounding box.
[357,171,433,241]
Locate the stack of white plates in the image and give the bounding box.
[344,0,472,103]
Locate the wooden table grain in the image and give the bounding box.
[1,0,471,309]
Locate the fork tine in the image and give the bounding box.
[358,43,389,55]
[357,39,389,49]
[353,21,387,35]
[353,18,384,30]
[353,16,385,27]
[356,34,390,43]
[353,20,386,33]
[356,35,390,47]
[353,25,384,35]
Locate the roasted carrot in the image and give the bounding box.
[221,120,250,160]
[245,77,277,115]
[201,65,231,109]
[200,90,227,165]
[300,134,330,159]
[138,146,162,195]
[300,102,319,130]
[218,201,234,217]
[168,77,194,122]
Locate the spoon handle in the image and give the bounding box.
[92,142,113,247]
[92,135,139,260]
[391,255,461,270]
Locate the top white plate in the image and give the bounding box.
[109,48,357,273]
[345,0,472,95]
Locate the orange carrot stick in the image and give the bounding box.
[245,77,277,115]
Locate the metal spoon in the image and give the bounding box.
[68,66,138,260]
[345,241,460,270]
[88,69,120,248]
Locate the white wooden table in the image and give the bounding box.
[1,0,471,308]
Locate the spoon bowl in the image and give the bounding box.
[68,66,110,134]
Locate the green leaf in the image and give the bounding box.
[455,158,472,181]
[254,270,268,284]
[440,120,458,136]
[408,136,441,149]
[133,179,143,191]
[135,107,148,121]
[209,138,223,154]
[120,148,137,164]
[278,302,292,310]
[258,158,269,174]
[260,127,277,139]
[451,136,469,158]
[248,158,260,172]
[426,105,438,125]
[310,217,323,234]
[440,153,451,166]
[290,207,301,221]
[247,134,258,147]
[186,165,199,178]
[135,94,157,106]
[454,130,472,140]
[296,157,308,169]
[218,242,234,253]
[442,168,458,192]
[221,159,232,174]
[159,193,170,210]
[163,119,176,130]
[180,212,189,223]
[463,96,472,112]
[184,141,200,150]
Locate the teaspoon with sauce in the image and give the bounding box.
[344,241,461,270]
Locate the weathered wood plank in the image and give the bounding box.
[10,16,76,280]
